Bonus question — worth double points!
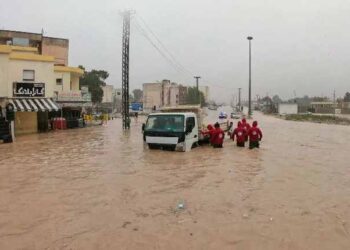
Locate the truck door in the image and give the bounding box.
[185,116,198,148]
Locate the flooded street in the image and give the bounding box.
[1,111,350,250]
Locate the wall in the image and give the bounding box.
[8,59,55,97]
[278,104,298,115]
[169,85,179,106]
[53,71,70,93]
[71,75,80,91]
[102,85,114,103]
[15,112,37,135]
[0,54,9,97]
[143,83,162,110]
[42,37,69,66]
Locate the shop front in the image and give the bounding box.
[54,88,92,129]
[8,82,60,135]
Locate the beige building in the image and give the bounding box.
[143,80,185,112]
[0,30,83,136]
[102,85,115,103]
[0,30,69,65]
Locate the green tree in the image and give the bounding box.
[272,95,282,103]
[185,87,205,107]
[79,66,109,104]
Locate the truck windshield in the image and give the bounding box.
[145,115,185,132]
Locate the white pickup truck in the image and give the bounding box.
[142,106,228,152]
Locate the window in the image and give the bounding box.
[56,78,63,85]
[186,117,196,129]
[145,115,184,132]
[23,70,35,81]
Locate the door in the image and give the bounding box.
[37,111,48,133]
[185,116,198,150]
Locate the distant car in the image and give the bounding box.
[231,112,240,119]
[218,111,227,119]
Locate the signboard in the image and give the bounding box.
[81,86,89,94]
[57,91,91,102]
[13,82,45,97]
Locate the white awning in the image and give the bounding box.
[9,98,61,112]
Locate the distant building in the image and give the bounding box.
[310,102,336,114]
[278,103,298,115]
[102,85,114,103]
[142,80,191,113]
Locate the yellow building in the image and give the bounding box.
[0,37,83,136]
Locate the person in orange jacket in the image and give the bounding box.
[248,121,263,149]
[232,121,247,147]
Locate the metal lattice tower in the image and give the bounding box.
[122,11,131,129]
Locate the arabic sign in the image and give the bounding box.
[56,91,92,102]
[13,82,45,97]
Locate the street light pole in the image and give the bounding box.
[247,36,253,118]
[194,76,201,105]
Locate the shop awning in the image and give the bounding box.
[8,98,60,112]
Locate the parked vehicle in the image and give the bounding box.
[230,112,240,119]
[218,111,227,119]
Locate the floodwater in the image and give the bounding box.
[1,111,350,250]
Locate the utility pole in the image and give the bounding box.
[194,76,201,105]
[238,88,241,111]
[247,36,253,118]
[121,10,132,129]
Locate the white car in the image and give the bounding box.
[230,112,240,119]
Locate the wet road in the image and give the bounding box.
[1,111,350,249]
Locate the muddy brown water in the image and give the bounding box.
[0,111,350,249]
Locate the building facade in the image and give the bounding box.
[143,80,184,113]
[0,30,84,136]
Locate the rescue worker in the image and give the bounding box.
[200,124,214,144]
[241,118,251,141]
[212,122,225,148]
[227,121,234,137]
[232,121,246,147]
[248,121,263,149]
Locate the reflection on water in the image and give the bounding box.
[0,109,350,249]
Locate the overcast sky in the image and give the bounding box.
[1,0,350,101]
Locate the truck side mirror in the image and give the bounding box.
[142,123,145,131]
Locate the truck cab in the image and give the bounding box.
[142,112,198,152]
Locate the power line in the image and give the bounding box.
[133,15,238,92]
[133,20,189,76]
[136,15,194,77]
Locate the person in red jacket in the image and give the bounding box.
[248,121,263,149]
[212,122,225,148]
[241,118,251,141]
[202,124,214,144]
[232,121,247,147]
